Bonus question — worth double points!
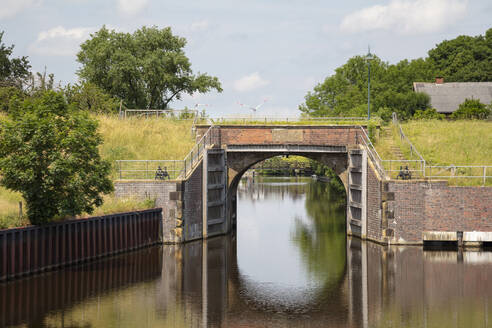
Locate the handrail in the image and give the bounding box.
[180,124,220,179]
[357,126,388,180]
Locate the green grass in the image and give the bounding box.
[0,114,195,229]
[374,120,492,185]
[400,120,492,165]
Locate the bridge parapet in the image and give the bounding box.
[196,125,366,148]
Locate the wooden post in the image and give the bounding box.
[18,202,22,218]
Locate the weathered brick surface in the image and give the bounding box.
[366,162,382,241]
[197,125,362,146]
[385,181,492,243]
[424,185,492,232]
[183,163,203,241]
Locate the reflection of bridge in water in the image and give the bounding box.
[4,236,492,327]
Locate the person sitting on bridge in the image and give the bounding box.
[155,166,170,180]
[397,166,411,180]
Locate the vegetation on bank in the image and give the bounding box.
[0,114,194,229]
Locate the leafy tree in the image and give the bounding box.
[299,55,432,119]
[0,91,113,224]
[300,27,492,120]
[0,31,31,88]
[77,26,222,109]
[64,82,120,113]
[451,98,490,119]
[428,28,492,82]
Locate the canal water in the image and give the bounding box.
[2,176,492,327]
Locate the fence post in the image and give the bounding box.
[119,161,122,179]
[484,166,487,186]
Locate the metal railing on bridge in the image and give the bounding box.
[208,116,370,124]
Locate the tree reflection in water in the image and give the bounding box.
[292,178,347,290]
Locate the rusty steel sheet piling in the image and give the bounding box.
[0,208,162,281]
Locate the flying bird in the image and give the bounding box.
[237,99,268,113]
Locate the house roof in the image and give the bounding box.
[413,82,492,113]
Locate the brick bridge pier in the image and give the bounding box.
[115,124,492,247]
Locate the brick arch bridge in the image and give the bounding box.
[194,125,368,239]
[115,124,492,247]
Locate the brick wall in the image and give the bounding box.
[424,185,492,232]
[385,181,492,244]
[196,125,362,146]
[366,161,382,241]
[182,162,203,241]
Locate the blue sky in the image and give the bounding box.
[1,0,491,116]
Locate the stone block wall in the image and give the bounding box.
[114,180,183,243]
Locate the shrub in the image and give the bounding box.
[413,108,445,120]
[0,91,113,224]
[451,98,490,119]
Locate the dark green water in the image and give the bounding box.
[2,176,492,327]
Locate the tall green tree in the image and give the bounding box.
[0,91,113,224]
[299,55,432,119]
[77,26,222,109]
[0,31,31,88]
[428,28,492,82]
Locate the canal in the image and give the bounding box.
[2,176,492,327]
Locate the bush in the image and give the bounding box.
[451,98,490,119]
[0,91,114,224]
[0,86,26,113]
[413,108,445,120]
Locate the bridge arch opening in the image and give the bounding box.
[226,152,349,230]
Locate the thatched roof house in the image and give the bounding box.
[413,78,492,114]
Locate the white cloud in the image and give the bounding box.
[190,20,210,32]
[340,0,468,34]
[29,26,95,56]
[233,72,270,92]
[117,0,148,15]
[0,0,41,19]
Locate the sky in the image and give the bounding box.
[1,0,491,117]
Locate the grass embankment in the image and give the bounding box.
[0,115,195,229]
[374,120,492,186]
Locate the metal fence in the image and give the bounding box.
[0,208,162,281]
[425,165,492,185]
[124,109,198,119]
[115,160,184,180]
